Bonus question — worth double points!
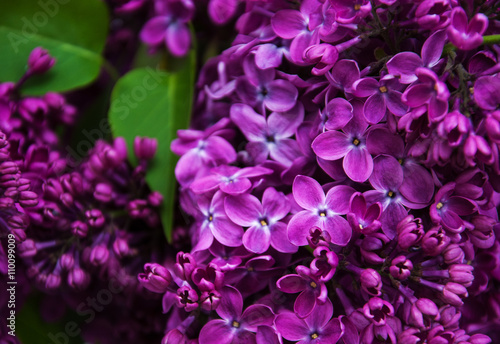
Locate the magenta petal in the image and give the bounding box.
[199,320,234,344]
[263,188,290,220]
[217,285,243,320]
[403,84,433,107]
[312,131,351,161]
[386,52,422,84]
[325,185,355,214]
[190,174,222,194]
[247,141,270,164]
[165,23,190,57]
[295,289,317,318]
[208,0,238,25]
[364,93,386,124]
[344,148,373,182]
[256,326,280,344]
[421,30,446,67]
[265,79,298,112]
[140,17,168,45]
[220,178,252,195]
[270,222,298,253]
[270,139,301,166]
[293,175,325,210]
[353,78,379,97]
[381,203,407,239]
[277,274,307,293]
[230,104,266,141]
[400,162,434,204]
[441,210,464,232]
[304,299,333,329]
[244,54,275,86]
[366,128,404,157]
[275,313,309,341]
[268,104,305,138]
[428,97,448,121]
[447,197,476,215]
[225,194,262,226]
[385,91,408,116]
[211,217,243,247]
[288,211,321,246]
[324,216,352,246]
[271,10,306,39]
[370,155,404,191]
[243,225,271,253]
[255,44,283,69]
[324,98,354,130]
[241,305,275,330]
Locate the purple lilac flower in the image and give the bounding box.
[287,175,353,246]
[447,7,488,51]
[312,99,373,182]
[225,187,296,253]
[275,299,344,343]
[140,0,195,56]
[198,286,274,344]
[230,102,303,166]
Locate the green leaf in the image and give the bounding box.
[109,50,196,242]
[17,294,84,344]
[0,0,108,95]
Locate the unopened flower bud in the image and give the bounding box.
[138,263,172,293]
[89,244,109,266]
[360,268,382,296]
[442,282,468,307]
[71,220,88,237]
[448,264,474,287]
[85,209,105,228]
[68,267,90,290]
[28,47,56,74]
[389,256,413,281]
[94,183,113,203]
[134,136,158,160]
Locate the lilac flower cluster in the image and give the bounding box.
[138,0,500,343]
[0,48,169,343]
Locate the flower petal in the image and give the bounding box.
[293,175,325,210]
[304,298,334,330]
[230,103,266,141]
[312,131,351,161]
[288,211,321,246]
[217,285,243,320]
[276,312,309,341]
[225,194,262,226]
[243,225,271,253]
[199,320,234,344]
[265,79,298,112]
[343,148,373,182]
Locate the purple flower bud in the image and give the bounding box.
[59,253,74,271]
[18,191,38,207]
[71,220,88,237]
[468,334,492,344]
[138,263,172,293]
[45,273,61,290]
[148,191,163,207]
[192,264,224,291]
[134,137,158,160]
[43,178,63,200]
[174,252,197,281]
[443,244,465,265]
[439,305,461,329]
[60,173,83,195]
[469,215,496,249]
[27,47,56,74]
[112,238,130,257]
[43,203,61,221]
[422,226,450,256]
[10,228,26,242]
[94,183,113,203]
[200,290,221,311]
[307,226,332,248]
[389,255,413,281]
[397,215,424,250]
[68,267,90,290]
[409,298,439,328]
[59,193,73,208]
[0,161,18,175]
[362,297,394,325]
[448,264,474,287]
[17,178,30,191]
[360,268,382,296]
[18,239,37,257]
[127,199,148,218]
[176,285,199,312]
[0,197,14,208]
[85,209,105,228]
[442,282,468,307]
[89,244,109,266]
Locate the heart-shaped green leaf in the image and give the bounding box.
[109,50,196,242]
[0,0,108,95]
